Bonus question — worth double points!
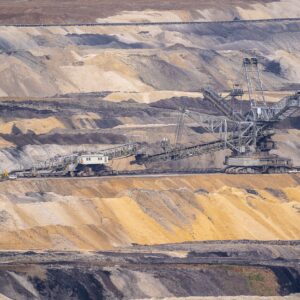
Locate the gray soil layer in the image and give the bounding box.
[0,241,299,299]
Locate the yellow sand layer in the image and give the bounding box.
[104,91,202,103]
[0,117,65,134]
[0,174,299,250]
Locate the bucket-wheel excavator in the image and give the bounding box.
[132,58,300,174]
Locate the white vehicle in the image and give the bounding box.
[8,174,18,180]
[77,154,109,165]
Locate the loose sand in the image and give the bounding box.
[0,173,299,251]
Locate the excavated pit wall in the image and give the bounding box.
[0,173,299,250]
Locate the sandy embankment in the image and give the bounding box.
[0,173,299,251]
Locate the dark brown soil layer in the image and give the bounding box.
[0,241,299,299]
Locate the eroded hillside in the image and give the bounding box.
[0,174,299,251]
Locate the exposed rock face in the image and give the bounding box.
[0,174,299,251]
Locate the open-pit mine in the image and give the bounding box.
[0,0,300,299]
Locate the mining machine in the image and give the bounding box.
[132,58,300,174]
[12,143,140,178]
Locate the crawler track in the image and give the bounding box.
[9,167,300,180]
[11,168,223,180]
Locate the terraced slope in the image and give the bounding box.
[1,19,300,98]
[0,244,300,299]
[0,173,299,250]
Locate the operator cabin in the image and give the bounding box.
[77,154,109,165]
